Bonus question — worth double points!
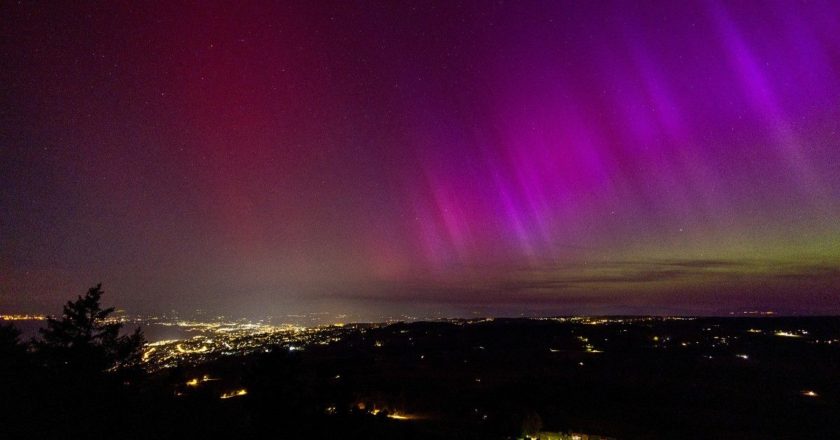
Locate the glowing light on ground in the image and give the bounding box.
[220,389,248,399]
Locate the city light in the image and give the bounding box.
[386,413,414,420]
[220,389,248,399]
[137,319,359,371]
[0,314,47,321]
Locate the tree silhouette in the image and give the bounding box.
[0,322,29,379]
[37,283,145,373]
[0,322,25,357]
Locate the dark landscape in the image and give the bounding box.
[3,1,840,438]
[3,290,839,439]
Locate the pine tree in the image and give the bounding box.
[37,284,145,372]
[0,323,24,357]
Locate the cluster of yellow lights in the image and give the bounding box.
[175,343,210,354]
[387,413,412,420]
[186,375,219,387]
[220,389,248,399]
[146,339,181,347]
[0,314,46,321]
[367,408,415,420]
[801,390,818,397]
[774,331,801,338]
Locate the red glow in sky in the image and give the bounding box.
[2,2,840,319]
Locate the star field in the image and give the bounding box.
[2,1,839,318]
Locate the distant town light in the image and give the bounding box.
[0,314,47,321]
[387,413,412,420]
[220,389,248,399]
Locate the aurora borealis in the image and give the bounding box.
[2,1,839,318]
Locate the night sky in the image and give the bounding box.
[2,1,840,319]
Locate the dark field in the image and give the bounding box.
[3,317,840,439]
